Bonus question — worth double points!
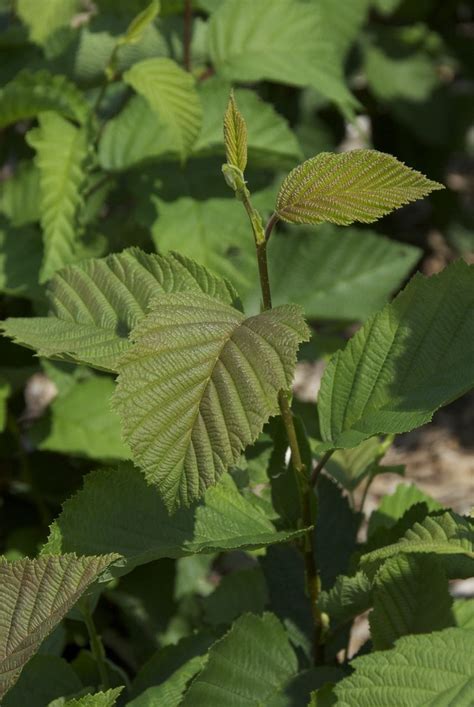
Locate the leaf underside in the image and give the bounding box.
[276,149,443,226]
[113,292,310,510]
[0,248,238,373]
[0,554,117,699]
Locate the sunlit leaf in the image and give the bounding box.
[276,149,443,226]
[113,292,309,509]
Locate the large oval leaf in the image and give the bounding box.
[113,292,309,510]
[276,149,443,226]
[318,260,474,449]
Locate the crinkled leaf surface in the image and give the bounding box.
[113,292,309,509]
[316,627,474,707]
[181,613,296,706]
[361,511,474,579]
[48,687,123,706]
[1,248,238,373]
[123,58,202,158]
[223,90,247,171]
[27,112,88,282]
[276,149,443,226]
[208,0,356,110]
[182,612,340,706]
[318,261,474,449]
[0,554,118,699]
[44,466,308,574]
[0,71,89,128]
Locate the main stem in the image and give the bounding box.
[246,204,324,662]
[82,604,109,690]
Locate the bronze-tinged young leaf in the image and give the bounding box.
[276,149,443,226]
[223,91,248,171]
[113,292,310,511]
[0,554,118,699]
[1,248,239,373]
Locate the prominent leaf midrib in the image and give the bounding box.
[330,267,473,438]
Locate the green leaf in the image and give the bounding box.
[27,112,88,282]
[368,483,442,537]
[276,149,443,226]
[1,248,238,373]
[208,0,356,111]
[30,376,130,460]
[123,57,202,158]
[223,90,248,172]
[49,688,124,706]
[0,71,89,128]
[119,0,160,46]
[128,656,205,707]
[364,31,440,103]
[182,613,296,705]
[369,554,453,649]
[44,465,308,573]
[325,437,388,492]
[453,599,474,629]
[0,553,118,699]
[316,475,361,589]
[181,612,340,706]
[0,223,42,299]
[262,225,421,321]
[318,571,372,629]
[203,567,267,627]
[98,96,172,171]
[361,511,474,579]
[2,655,82,707]
[316,627,474,706]
[260,545,312,654]
[151,197,258,300]
[0,162,41,227]
[113,292,309,509]
[318,0,370,59]
[318,261,474,449]
[195,79,303,166]
[17,0,80,47]
[130,632,215,699]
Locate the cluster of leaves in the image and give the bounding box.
[0,0,473,706]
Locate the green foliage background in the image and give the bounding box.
[0,0,472,705]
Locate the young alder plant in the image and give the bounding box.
[1,91,474,706]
